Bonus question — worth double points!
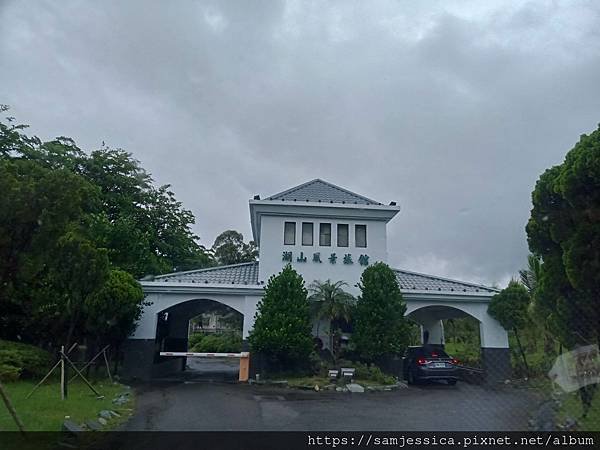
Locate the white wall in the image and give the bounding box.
[406,300,509,348]
[132,292,262,340]
[258,215,388,295]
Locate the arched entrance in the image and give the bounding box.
[155,298,244,380]
[405,300,511,383]
[120,286,263,380]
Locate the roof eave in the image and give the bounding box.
[402,290,496,301]
[140,282,264,295]
[249,200,400,245]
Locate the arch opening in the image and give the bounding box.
[154,298,244,380]
[407,305,483,368]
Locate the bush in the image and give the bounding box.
[334,359,395,385]
[0,340,52,381]
[188,333,205,349]
[0,364,21,382]
[353,263,410,361]
[248,265,312,368]
[191,333,242,353]
[444,342,481,368]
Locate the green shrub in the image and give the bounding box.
[191,333,242,353]
[188,333,205,349]
[351,361,396,385]
[0,340,52,381]
[309,351,329,376]
[248,265,312,368]
[353,263,410,361]
[444,342,481,368]
[0,364,21,382]
[333,359,396,385]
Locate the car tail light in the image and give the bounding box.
[451,358,459,365]
[417,357,428,366]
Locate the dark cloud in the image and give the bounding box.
[2,0,599,286]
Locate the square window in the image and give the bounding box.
[319,223,331,246]
[302,222,313,246]
[284,222,296,245]
[355,224,367,248]
[337,224,349,247]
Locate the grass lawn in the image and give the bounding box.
[285,376,330,388]
[521,377,600,431]
[557,390,600,431]
[0,379,134,431]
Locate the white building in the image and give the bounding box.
[122,179,510,380]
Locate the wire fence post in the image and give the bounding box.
[102,347,113,383]
[60,345,67,400]
[0,381,25,433]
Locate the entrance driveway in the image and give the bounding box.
[124,375,538,431]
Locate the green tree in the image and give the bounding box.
[519,254,541,295]
[0,106,211,351]
[248,265,312,369]
[520,254,556,354]
[526,125,600,415]
[352,262,410,362]
[85,269,145,348]
[44,232,111,348]
[1,109,213,279]
[212,230,258,266]
[308,280,355,359]
[0,158,101,342]
[488,280,531,375]
[526,125,600,349]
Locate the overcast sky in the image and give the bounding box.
[1,0,599,286]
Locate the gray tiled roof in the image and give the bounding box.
[148,261,495,294]
[153,262,260,285]
[395,269,498,294]
[266,179,382,205]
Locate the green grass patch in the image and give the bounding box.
[0,379,134,431]
[285,376,330,388]
[557,391,600,431]
[444,342,481,367]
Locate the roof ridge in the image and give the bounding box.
[266,178,381,204]
[153,261,258,279]
[393,267,499,292]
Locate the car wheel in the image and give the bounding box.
[447,379,457,386]
[408,370,415,385]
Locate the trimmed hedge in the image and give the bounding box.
[0,340,52,381]
[190,333,242,353]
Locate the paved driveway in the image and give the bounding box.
[124,362,538,431]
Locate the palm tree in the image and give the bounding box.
[520,254,556,353]
[519,254,541,295]
[308,280,355,359]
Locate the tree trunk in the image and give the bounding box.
[329,322,334,361]
[514,328,529,376]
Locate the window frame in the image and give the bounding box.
[337,223,349,247]
[355,224,367,248]
[302,222,314,246]
[283,221,296,245]
[319,223,332,247]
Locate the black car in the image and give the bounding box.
[403,345,460,385]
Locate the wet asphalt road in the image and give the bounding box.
[123,359,538,431]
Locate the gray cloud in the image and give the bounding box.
[2,0,600,286]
